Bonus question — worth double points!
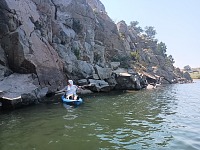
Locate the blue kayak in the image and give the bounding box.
[61,95,83,106]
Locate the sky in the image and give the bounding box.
[100,0,200,69]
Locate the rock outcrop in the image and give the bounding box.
[0,0,192,109]
[0,0,65,91]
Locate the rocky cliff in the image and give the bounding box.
[0,0,192,109]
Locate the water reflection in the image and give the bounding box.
[0,81,200,149]
[90,87,179,149]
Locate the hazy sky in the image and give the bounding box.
[100,0,200,68]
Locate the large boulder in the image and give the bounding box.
[0,0,65,92]
[95,65,112,80]
[88,79,110,92]
[113,69,142,90]
[0,73,40,109]
[114,73,139,90]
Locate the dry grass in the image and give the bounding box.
[189,68,200,79]
[190,72,200,79]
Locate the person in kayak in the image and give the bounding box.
[62,80,79,100]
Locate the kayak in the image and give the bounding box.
[61,95,83,106]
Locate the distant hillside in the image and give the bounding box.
[189,68,200,79]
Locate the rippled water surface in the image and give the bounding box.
[1,80,200,150]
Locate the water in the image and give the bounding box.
[0,80,200,150]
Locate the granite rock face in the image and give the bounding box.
[0,0,65,93]
[0,0,192,109]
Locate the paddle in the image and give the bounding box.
[45,83,94,97]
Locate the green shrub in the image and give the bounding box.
[111,55,131,69]
[130,51,139,61]
[73,48,80,59]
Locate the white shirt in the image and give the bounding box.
[65,85,78,95]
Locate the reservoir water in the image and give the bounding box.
[0,80,200,150]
